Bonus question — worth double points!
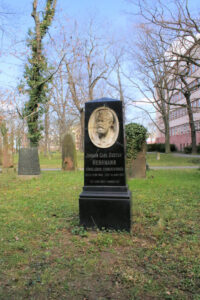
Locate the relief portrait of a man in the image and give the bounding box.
[88,107,119,148]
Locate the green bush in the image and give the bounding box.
[125,123,148,160]
[147,143,177,152]
[197,144,200,154]
[184,144,200,154]
[184,145,192,154]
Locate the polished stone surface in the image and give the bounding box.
[84,99,126,187]
[79,98,131,231]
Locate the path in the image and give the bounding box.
[1,166,199,173]
[0,153,199,173]
[172,153,200,158]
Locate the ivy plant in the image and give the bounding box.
[20,0,57,147]
[125,123,148,160]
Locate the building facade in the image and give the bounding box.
[155,60,200,151]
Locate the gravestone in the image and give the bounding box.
[79,98,132,231]
[2,145,14,172]
[127,144,146,178]
[18,148,40,176]
[156,152,160,160]
[62,132,77,171]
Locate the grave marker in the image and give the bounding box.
[79,98,132,231]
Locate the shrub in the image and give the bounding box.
[184,145,200,154]
[197,144,200,154]
[170,144,177,152]
[125,123,148,160]
[147,143,177,152]
[183,146,192,154]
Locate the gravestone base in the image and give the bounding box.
[79,186,131,231]
[18,175,40,180]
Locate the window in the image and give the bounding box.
[174,111,177,118]
[183,124,186,134]
[192,101,196,107]
[195,121,200,131]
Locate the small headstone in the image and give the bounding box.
[18,148,40,176]
[156,152,160,160]
[127,144,146,178]
[62,133,77,171]
[79,98,132,232]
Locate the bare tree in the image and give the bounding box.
[50,19,112,150]
[49,62,77,150]
[123,24,176,152]
[128,0,200,153]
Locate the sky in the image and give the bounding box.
[1,0,199,88]
[0,0,132,88]
[0,0,200,127]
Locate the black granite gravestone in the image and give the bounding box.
[79,98,132,231]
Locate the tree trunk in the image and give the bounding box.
[44,103,50,157]
[185,93,197,154]
[164,118,171,153]
[89,87,93,101]
[0,136,2,165]
[2,130,13,169]
[80,109,85,152]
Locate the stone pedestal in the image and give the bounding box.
[80,186,131,231]
[79,98,132,231]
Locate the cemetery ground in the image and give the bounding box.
[13,151,200,169]
[0,168,200,299]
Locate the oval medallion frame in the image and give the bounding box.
[88,106,119,148]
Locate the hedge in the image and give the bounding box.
[147,143,177,152]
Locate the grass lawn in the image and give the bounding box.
[14,151,84,169]
[147,153,200,167]
[0,169,200,299]
[13,151,200,170]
